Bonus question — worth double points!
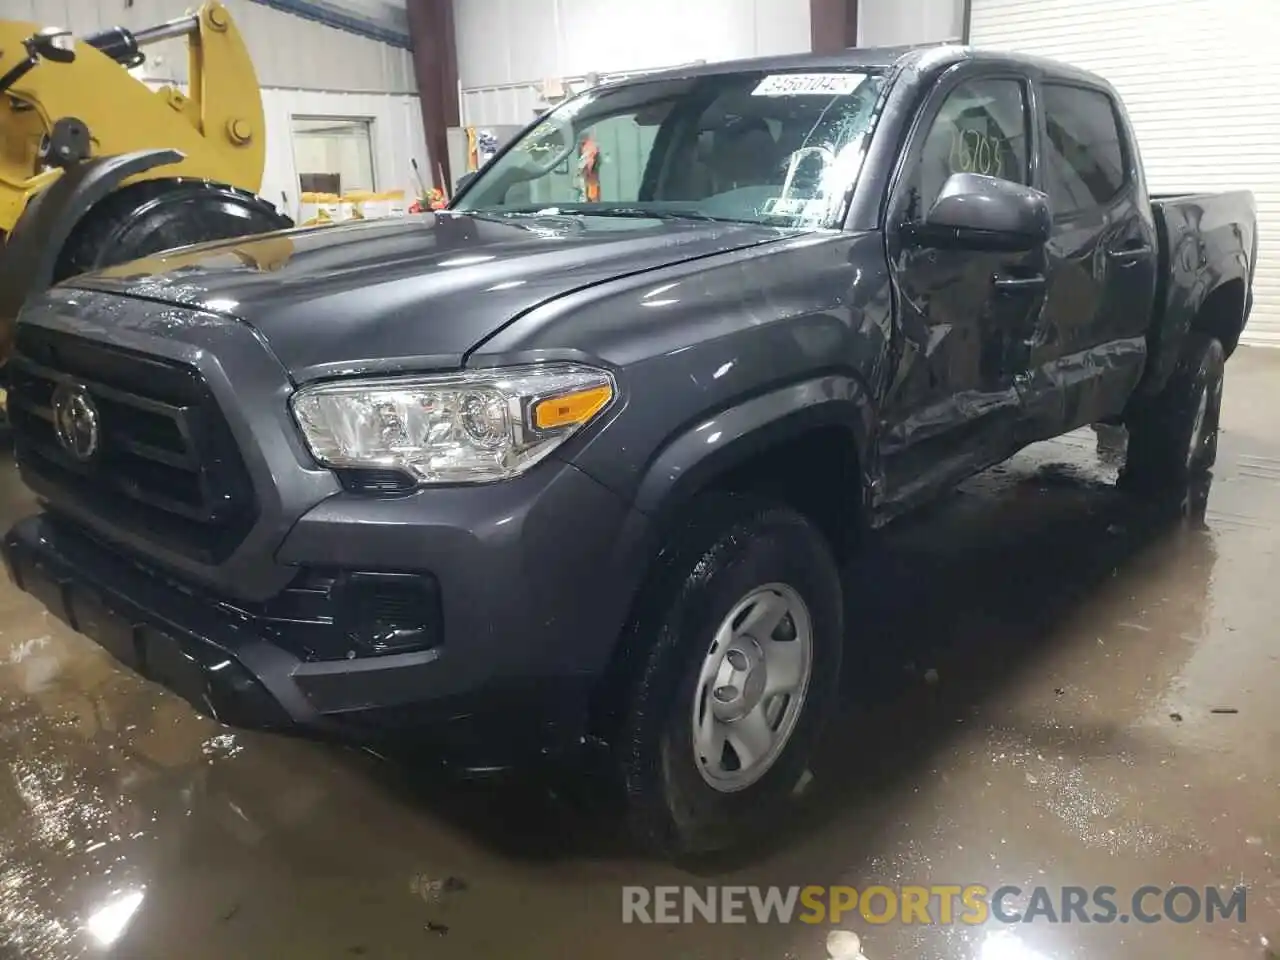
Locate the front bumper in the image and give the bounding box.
[3,503,643,770]
[5,290,661,771]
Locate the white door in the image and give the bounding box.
[969,0,1279,345]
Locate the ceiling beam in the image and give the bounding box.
[249,0,411,48]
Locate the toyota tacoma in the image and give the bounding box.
[2,45,1256,856]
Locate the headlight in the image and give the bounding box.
[291,364,615,485]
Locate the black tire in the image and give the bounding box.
[53,179,292,282]
[1121,332,1225,496]
[617,494,844,857]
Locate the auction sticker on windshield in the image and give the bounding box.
[753,73,866,97]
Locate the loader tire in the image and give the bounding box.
[54,179,291,282]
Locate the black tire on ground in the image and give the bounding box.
[1121,331,1225,496]
[617,494,844,857]
[53,179,292,282]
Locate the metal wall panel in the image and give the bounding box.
[0,0,416,92]
[459,64,675,128]
[260,88,427,218]
[970,0,1279,346]
[3,0,428,210]
[256,0,410,46]
[455,0,812,126]
[857,0,962,46]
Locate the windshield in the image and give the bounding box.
[453,69,886,229]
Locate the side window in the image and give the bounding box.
[903,78,1030,222]
[1042,84,1126,214]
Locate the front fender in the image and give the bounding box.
[0,149,183,356]
[632,374,876,524]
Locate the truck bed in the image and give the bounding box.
[1140,190,1256,398]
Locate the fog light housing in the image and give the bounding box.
[338,572,442,656]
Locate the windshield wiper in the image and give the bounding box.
[570,207,724,222]
[462,206,730,224]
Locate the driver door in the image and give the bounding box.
[878,68,1048,511]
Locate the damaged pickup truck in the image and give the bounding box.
[3,45,1256,856]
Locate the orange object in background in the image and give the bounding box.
[409,188,448,214]
[579,135,601,202]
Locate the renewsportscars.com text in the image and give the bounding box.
[621,884,1247,925]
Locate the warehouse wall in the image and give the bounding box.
[1,0,424,219]
[857,0,963,46]
[455,0,813,127]
[282,0,409,43]
[1,0,415,90]
[259,89,425,215]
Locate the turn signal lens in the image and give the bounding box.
[533,384,613,430]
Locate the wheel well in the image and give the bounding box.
[586,426,864,745]
[1194,279,1247,356]
[692,425,865,564]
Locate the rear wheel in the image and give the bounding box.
[53,179,291,282]
[1121,332,1225,502]
[616,495,843,857]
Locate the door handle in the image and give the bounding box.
[1108,242,1153,260]
[992,274,1045,293]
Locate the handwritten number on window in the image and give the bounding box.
[949,128,1005,179]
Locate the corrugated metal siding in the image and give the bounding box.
[970,0,1279,346]
[261,89,426,220]
[4,0,426,210]
[254,0,409,47]
[460,66,670,128]
[1,0,415,92]
[130,82,427,217]
[455,0,812,127]
[857,0,962,46]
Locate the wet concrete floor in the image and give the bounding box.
[0,349,1278,960]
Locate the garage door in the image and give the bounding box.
[969,0,1279,345]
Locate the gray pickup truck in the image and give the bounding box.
[2,44,1256,856]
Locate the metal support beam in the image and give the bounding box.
[405,0,460,192]
[249,0,411,48]
[810,0,859,53]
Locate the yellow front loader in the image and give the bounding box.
[0,1,291,386]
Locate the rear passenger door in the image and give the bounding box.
[1024,80,1157,433]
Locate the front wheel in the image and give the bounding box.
[617,495,844,857]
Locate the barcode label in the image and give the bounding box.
[752,73,867,97]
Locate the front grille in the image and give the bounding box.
[8,326,256,563]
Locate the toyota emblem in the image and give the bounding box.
[51,383,101,462]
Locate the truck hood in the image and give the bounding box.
[70,211,799,381]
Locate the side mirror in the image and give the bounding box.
[30,27,76,64]
[911,173,1050,252]
[454,172,477,194]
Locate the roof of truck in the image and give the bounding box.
[625,44,1108,91]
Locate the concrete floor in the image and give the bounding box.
[1,350,1278,960]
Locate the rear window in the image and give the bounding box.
[1042,84,1126,214]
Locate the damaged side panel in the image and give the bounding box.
[470,230,896,523]
[876,240,1039,519]
[1136,191,1257,401]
